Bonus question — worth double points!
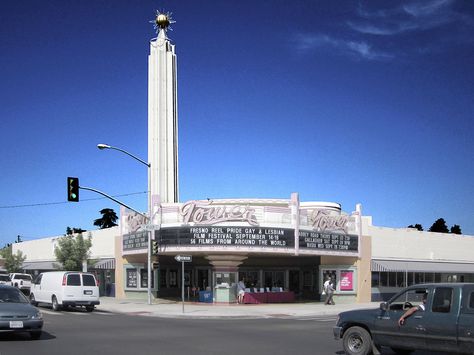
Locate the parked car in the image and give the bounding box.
[9,273,32,294]
[0,274,11,285]
[0,284,43,339]
[334,283,474,355]
[30,271,100,312]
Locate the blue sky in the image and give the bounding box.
[1,0,473,246]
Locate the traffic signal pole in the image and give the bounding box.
[78,185,148,220]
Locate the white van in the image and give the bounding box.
[30,271,100,312]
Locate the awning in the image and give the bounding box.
[22,261,61,270]
[92,258,116,270]
[372,259,474,273]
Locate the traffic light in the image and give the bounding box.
[67,177,79,202]
[152,240,159,254]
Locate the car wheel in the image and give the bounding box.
[30,293,38,306]
[85,305,94,312]
[391,348,414,354]
[342,326,373,355]
[52,296,61,311]
[30,331,42,340]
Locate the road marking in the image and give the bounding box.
[295,317,337,322]
[41,309,115,316]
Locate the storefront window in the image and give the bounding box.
[425,273,434,283]
[169,270,178,288]
[371,272,379,287]
[264,271,285,289]
[140,269,154,288]
[321,268,356,293]
[396,272,406,287]
[380,272,388,287]
[126,268,138,288]
[388,272,397,287]
[303,271,312,287]
[160,269,167,287]
[415,272,424,284]
[239,271,259,288]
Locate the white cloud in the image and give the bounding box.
[403,0,454,17]
[349,0,461,36]
[295,34,393,61]
[293,0,472,61]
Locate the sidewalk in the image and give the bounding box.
[96,297,379,319]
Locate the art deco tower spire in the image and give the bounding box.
[148,11,179,205]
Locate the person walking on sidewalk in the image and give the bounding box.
[324,278,336,305]
[237,278,246,304]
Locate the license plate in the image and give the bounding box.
[9,321,23,328]
[84,290,92,295]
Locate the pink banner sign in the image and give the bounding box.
[340,271,353,291]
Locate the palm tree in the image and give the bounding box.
[93,208,118,229]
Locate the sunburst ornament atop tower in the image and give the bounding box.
[151,10,175,34]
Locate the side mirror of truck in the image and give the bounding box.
[380,302,388,311]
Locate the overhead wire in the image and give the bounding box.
[0,191,147,209]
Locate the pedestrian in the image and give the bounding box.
[237,278,246,304]
[325,278,336,305]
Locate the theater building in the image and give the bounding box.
[117,196,370,303]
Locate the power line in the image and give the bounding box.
[0,191,147,209]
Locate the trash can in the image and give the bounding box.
[199,290,213,303]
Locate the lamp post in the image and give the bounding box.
[97,143,154,305]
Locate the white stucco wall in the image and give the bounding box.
[369,223,474,262]
[12,227,118,262]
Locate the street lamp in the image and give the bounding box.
[97,143,154,305]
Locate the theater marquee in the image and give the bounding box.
[122,199,360,255]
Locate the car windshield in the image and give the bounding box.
[0,288,29,303]
[0,275,10,281]
[14,274,32,281]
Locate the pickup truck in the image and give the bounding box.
[333,283,474,354]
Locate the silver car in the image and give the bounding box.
[0,285,43,339]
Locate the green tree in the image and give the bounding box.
[428,218,449,233]
[0,245,26,273]
[93,208,118,229]
[450,224,462,234]
[407,224,423,231]
[54,233,92,271]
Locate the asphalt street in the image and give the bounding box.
[0,309,454,355]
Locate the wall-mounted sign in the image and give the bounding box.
[123,231,148,251]
[340,270,354,291]
[308,210,350,233]
[180,201,258,226]
[159,226,294,248]
[156,226,358,254]
[299,231,358,252]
